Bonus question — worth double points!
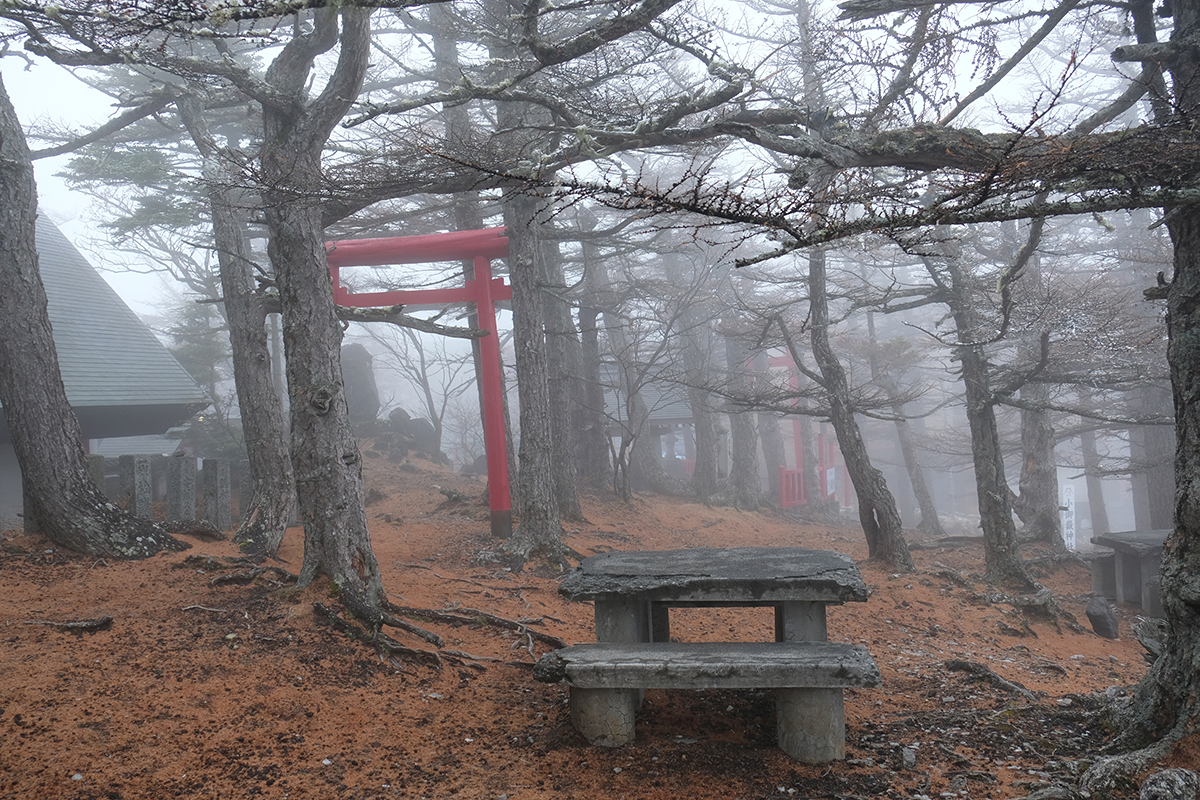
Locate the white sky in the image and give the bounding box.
[4,59,171,315]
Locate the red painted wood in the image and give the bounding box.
[325,229,513,534]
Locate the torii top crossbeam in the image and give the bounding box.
[326,227,513,538]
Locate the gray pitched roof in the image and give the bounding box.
[599,363,694,428]
[0,216,207,440]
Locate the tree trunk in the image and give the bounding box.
[178,95,296,559]
[891,397,946,537]
[432,8,522,510]
[1117,201,1200,745]
[541,238,584,521]
[1131,384,1175,530]
[577,298,614,489]
[682,312,719,504]
[258,9,384,608]
[577,235,615,489]
[0,77,184,558]
[807,249,913,570]
[956,342,1037,588]
[1104,1,1200,749]
[926,253,1038,589]
[724,334,761,510]
[1079,424,1111,536]
[1013,384,1064,549]
[502,193,565,562]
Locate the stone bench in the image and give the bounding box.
[534,641,881,763]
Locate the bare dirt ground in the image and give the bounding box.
[1,447,1194,799]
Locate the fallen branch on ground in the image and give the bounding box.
[22,615,113,633]
[945,659,1040,702]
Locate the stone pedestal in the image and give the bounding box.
[776,687,845,763]
[569,688,638,747]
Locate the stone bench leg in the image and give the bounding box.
[570,687,639,747]
[776,687,845,763]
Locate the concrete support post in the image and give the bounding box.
[569,688,639,747]
[594,596,649,643]
[776,687,846,763]
[775,601,828,642]
[650,603,671,642]
[594,596,649,708]
[1090,553,1117,598]
[119,455,154,519]
[167,457,196,522]
[202,458,232,530]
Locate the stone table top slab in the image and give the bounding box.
[559,546,868,604]
[1091,529,1171,557]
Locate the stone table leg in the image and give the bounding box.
[570,687,639,747]
[590,595,650,723]
[594,596,649,643]
[1114,553,1130,605]
[775,601,828,642]
[774,601,845,761]
[650,603,670,642]
[777,687,846,763]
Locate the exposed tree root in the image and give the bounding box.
[1079,726,1181,798]
[388,604,568,649]
[313,602,443,668]
[974,585,1089,635]
[1024,550,1088,570]
[162,519,226,542]
[945,658,1039,702]
[209,565,297,588]
[927,564,975,589]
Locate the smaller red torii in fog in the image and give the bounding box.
[767,354,840,509]
[326,227,513,538]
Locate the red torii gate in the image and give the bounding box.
[326,227,513,538]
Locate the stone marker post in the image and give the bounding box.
[118,454,154,519]
[86,453,106,491]
[202,458,232,530]
[167,456,196,522]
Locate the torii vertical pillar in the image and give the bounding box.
[326,228,513,538]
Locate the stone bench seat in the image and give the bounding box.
[534,641,880,762]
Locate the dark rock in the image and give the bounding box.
[409,418,437,452]
[461,454,488,476]
[1141,769,1199,800]
[387,407,411,433]
[1086,595,1120,640]
[341,343,380,428]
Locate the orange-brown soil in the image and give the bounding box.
[1,450,1191,799]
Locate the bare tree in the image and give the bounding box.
[363,326,477,458]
